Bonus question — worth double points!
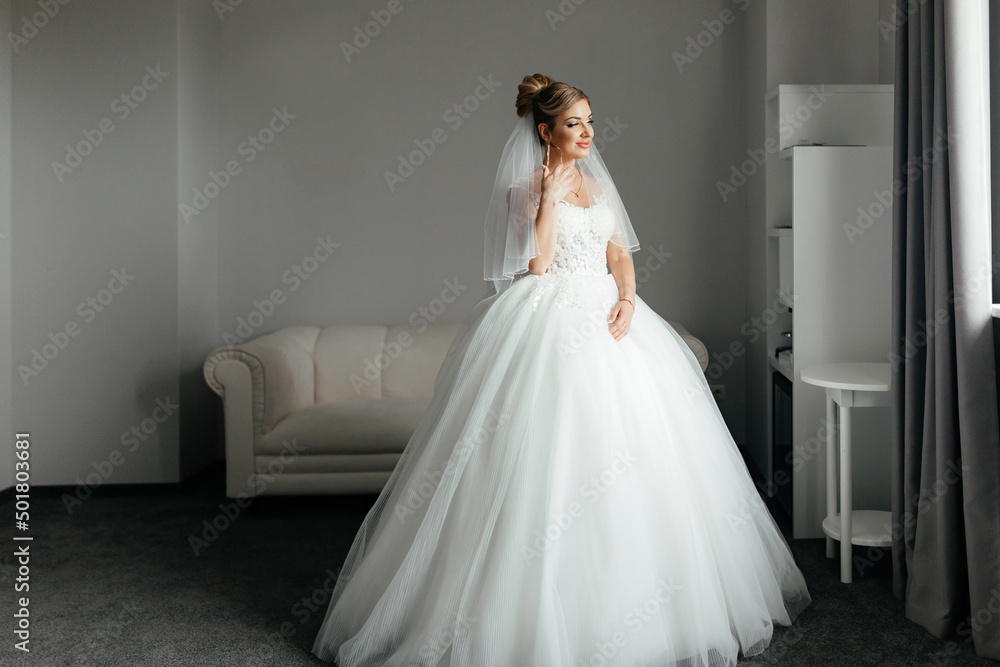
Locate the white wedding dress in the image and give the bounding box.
[312,191,811,666]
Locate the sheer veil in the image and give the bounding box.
[482,113,640,295]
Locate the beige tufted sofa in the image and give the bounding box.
[203,321,709,498]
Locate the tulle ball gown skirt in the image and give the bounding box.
[311,271,811,667]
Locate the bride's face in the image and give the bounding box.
[540,99,594,163]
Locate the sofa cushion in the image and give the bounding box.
[314,325,389,403]
[257,397,431,456]
[382,322,469,399]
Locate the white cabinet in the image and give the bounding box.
[776,229,793,310]
[764,85,894,539]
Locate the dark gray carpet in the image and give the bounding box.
[0,461,994,666]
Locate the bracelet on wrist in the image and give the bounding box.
[620,297,634,308]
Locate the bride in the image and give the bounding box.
[311,73,811,666]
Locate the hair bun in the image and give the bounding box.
[515,73,557,118]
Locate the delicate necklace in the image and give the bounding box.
[569,168,583,197]
[546,150,585,200]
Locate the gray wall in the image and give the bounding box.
[178,0,222,478]
[743,0,769,476]
[1,0,888,491]
[1,0,11,493]
[7,0,182,488]
[2,0,223,491]
[213,0,753,459]
[879,0,897,84]
[766,0,880,88]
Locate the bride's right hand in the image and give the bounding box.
[539,161,577,204]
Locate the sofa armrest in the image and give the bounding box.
[203,327,321,496]
[665,320,709,373]
[206,359,257,497]
[204,326,321,436]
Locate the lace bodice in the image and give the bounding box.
[524,191,614,276]
[546,193,615,276]
[522,192,616,310]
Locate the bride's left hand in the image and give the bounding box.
[608,300,634,341]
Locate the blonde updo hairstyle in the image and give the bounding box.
[515,73,590,147]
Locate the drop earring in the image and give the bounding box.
[545,140,550,165]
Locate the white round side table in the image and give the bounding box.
[800,362,892,583]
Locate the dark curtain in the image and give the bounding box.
[890,0,1000,660]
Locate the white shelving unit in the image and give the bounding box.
[764,85,895,539]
